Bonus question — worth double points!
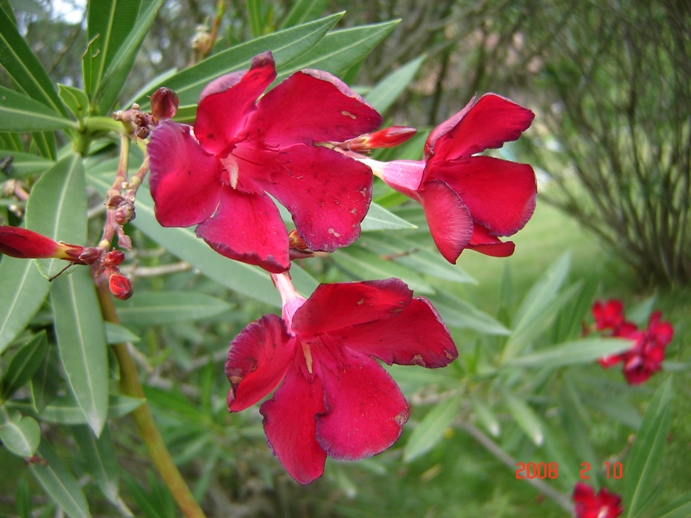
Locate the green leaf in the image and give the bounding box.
[30,442,91,518]
[114,291,232,325]
[624,377,673,518]
[0,413,40,457]
[504,337,632,369]
[25,154,87,279]
[104,322,140,344]
[1,331,48,400]
[0,150,54,177]
[558,381,600,485]
[0,7,68,116]
[58,84,90,121]
[504,391,544,446]
[9,394,144,425]
[365,55,425,114]
[83,0,143,111]
[280,0,329,29]
[73,424,120,503]
[331,246,434,294]
[30,344,60,413]
[470,395,500,437]
[428,291,510,335]
[278,20,399,78]
[135,13,342,118]
[358,234,475,284]
[0,256,50,355]
[657,494,691,518]
[51,267,109,436]
[404,394,460,462]
[360,202,417,232]
[95,0,164,112]
[86,169,317,305]
[0,86,77,132]
[514,252,571,326]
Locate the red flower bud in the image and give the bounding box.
[102,250,125,267]
[0,226,89,262]
[150,87,179,120]
[340,126,417,152]
[109,273,133,300]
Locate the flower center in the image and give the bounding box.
[220,154,240,189]
[301,342,313,374]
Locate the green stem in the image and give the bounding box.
[96,283,207,518]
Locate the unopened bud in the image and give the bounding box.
[75,247,101,265]
[0,226,90,263]
[109,273,133,300]
[150,87,179,120]
[340,126,417,152]
[102,250,125,267]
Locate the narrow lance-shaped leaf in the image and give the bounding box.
[134,13,342,119]
[504,337,632,369]
[0,331,49,400]
[0,412,40,457]
[30,442,91,518]
[0,257,50,355]
[73,424,120,504]
[25,154,87,279]
[0,86,77,132]
[114,291,232,325]
[504,390,544,446]
[51,267,109,436]
[0,7,68,116]
[280,0,329,29]
[365,54,426,115]
[83,0,142,111]
[624,377,673,518]
[404,394,461,462]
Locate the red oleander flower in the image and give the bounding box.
[573,483,623,518]
[592,300,674,384]
[365,94,536,263]
[225,273,458,484]
[148,51,381,273]
[0,226,99,264]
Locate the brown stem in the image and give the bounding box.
[96,283,207,518]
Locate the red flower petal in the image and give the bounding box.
[292,278,413,336]
[314,348,409,460]
[424,95,476,159]
[195,187,290,273]
[338,298,458,367]
[251,69,382,147]
[148,121,223,227]
[434,156,537,236]
[428,93,535,164]
[466,224,516,257]
[226,314,295,411]
[260,366,327,484]
[194,52,277,156]
[258,144,372,252]
[419,180,473,264]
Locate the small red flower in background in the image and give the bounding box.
[365,94,536,263]
[591,299,674,384]
[225,273,457,484]
[148,51,381,273]
[573,483,623,518]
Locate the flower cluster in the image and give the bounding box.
[591,299,674,384]
[573,483,623,518]
[139,51,538,482]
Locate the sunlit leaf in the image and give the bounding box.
[504,337,632,368]
[51,267,109,436]
[360,202,417,231]
[365,55,425,114]
[104,322,140,344]
[0,86,77,132]
[30,442,91,518]
[404,394,461,462]
[504,390,544,446]
[0,257,50,355]
[428,291,510,335]
[470,394,500,437]
[25,154,87,279]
